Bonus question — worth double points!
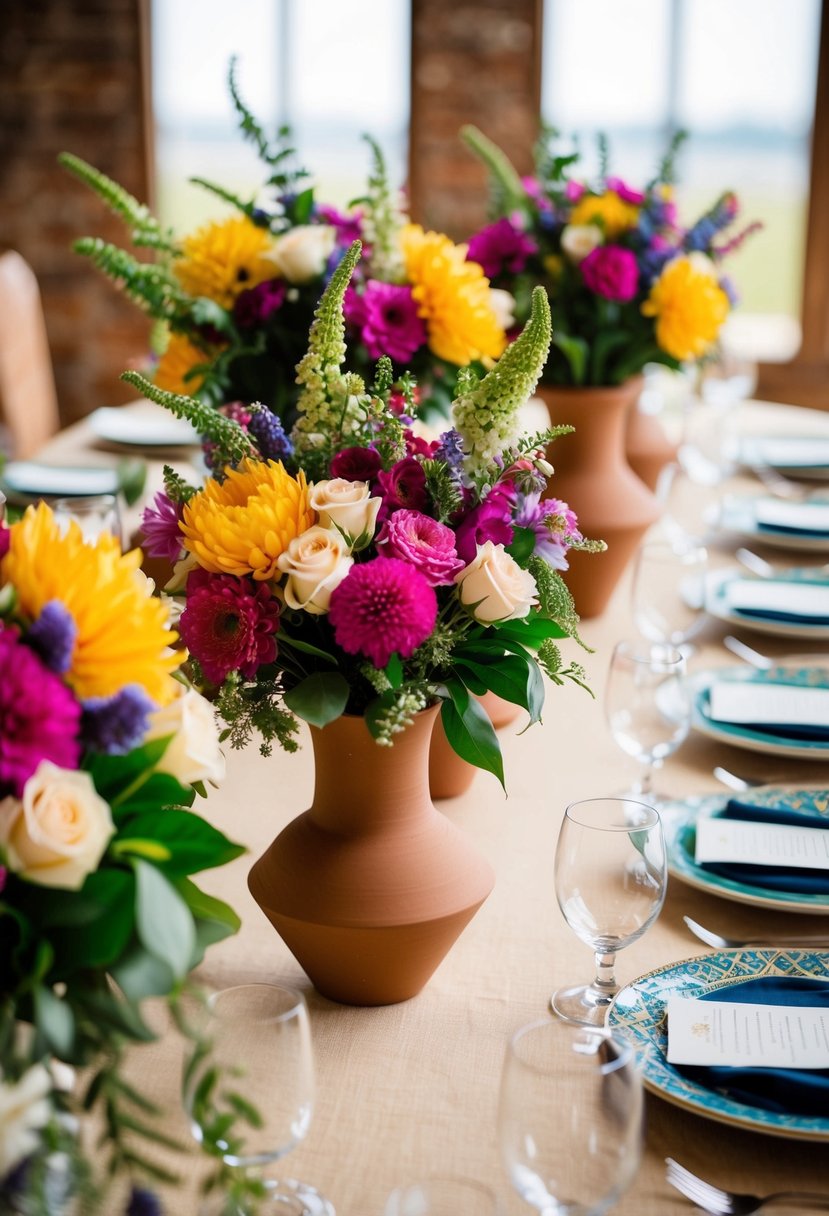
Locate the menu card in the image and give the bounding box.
[667,995,829,1068]
[742,436,829,469]
[754,498,829,535]
[724,578,829,620]
[708,681,829,728]
[695,816,829,870]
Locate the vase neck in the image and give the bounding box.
[543,382,641,468]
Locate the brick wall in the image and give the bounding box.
[0,0,153,425]
[408,0,542,239]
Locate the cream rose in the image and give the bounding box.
[0,763,114,890]
[455,541,538,623]
[560,224,603,264]
[0,1063,53,1176]
[488,287,516,332]
[144,687,226,786]
[277,526,354,615]
[309,479,381,543]
[271,225,336,283]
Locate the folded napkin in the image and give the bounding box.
[755,499,829,538]
[699,797,829,894]
[742,436,829,470]
[675,975,829,1117]
[704,681,829,743]
[724,578,829,626]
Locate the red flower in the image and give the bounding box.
[179,569,281,685]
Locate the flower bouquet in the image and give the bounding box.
[461,125,760,386]
[59,59,508,450]
[130,240,602,789]
[0,501,243,1214]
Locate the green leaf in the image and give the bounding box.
[176,878,242,935]
[384,652,403,690]
[495,615,568,645]
[279,634,338,664]
[440,680,505,790]
[116,458,148,507]
[110,944,176,1001]
[47,869,136,973]
[34,985,75,1057]
[455,654,545,725]
[283,671,350,728]
[133,859,196,979]
[85,737,178,801]
[113,809,245,877]
[292,186,315,224]
[552,331,588,385]
[505,526,537,565]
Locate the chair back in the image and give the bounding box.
[0,250,60,459]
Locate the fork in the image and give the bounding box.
[683,915,829,950]
[666,1157,829,1213]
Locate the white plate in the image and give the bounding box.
[0,462,121,499]
[713,494,829,554]
[688,665,829,760]
[737,435,829,481]
[89,406,199,449]
[702,566,829,640]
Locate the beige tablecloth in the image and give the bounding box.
[35,399,829,1214]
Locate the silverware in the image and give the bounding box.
[666,1157,829,1214]
[712,766,762,791]
[722,635,773,671]
[683,915,829,951]
[735,547,775,579]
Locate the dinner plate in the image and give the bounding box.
[0,461,121,500]
[89,406,199,449]
[703,566,829,640]
[661,786,829,914]
[735,435,829,481]
[688,665,829,760]
[608,949,829,1140]
[712,493,829,554]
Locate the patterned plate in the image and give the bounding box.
[661,786,829,914]
[703,566,829,640]
[713,494,829,554]
[608,948,829,1140]
[688,665,829,760]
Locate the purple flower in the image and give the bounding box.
[0,628,81,798]
[233,278,287,329]
[354,281,427,363]
[0,864,6,894]
[514,492,582,570]
[0,525,9,560]
[376,457,428,518]
[580,245,639,302]
[81,685,156,755]
[522,176,553,211]
[343,282,368,329]
[606,177,645,206]
[248,407,294,462]
[330,445,383,482]
[316,204,364,247]
[466,218,537,279]
[377,509,465,586]
[140,491,185,563]
[26,601,76,674]
[329,556,438,668]
[454,485,516,564]
[565,180,586,203]
[125,1188,164,1216]
[434,429,465,470]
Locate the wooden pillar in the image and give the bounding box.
[408,0,543,240]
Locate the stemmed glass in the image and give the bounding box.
[183,983,334,1216]
[51,493,123,546]
[499,1019,643,1213]
[605,640,691,805]
[550,798,667,1026]
[382,1177,502,1215]
[630,538,708,652]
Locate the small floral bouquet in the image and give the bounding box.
[59,60,508,449]
[131,241,602,787]
[461,126,761,386]
[0,501,243,1214]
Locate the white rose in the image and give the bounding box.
[309,479,381,543]
[277,526,354,615]
[560,224,603,264]
[455,541,538,623]
[0,763,114,890]
[144,687,226,786]
[0,1064,53,1177]
[488,287,516,332]
[271,225,336,284]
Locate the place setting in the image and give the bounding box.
[712,492,829,554]
[700,563,829,641]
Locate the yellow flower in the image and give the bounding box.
[181,459,315,581]
[154,332,217,396]
[400,224,507,365]
[175,216,277,309]
[3,503,180,705]
[569,191,639,238]
[642,254,730,361]
[542,254,564,281]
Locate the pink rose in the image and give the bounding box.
[580,245,639,302]
[376,509,464,587]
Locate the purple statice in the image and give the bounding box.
[140,491,185,563]
[683,191,740,252]
[514,492,582,570]
[248,406,294,462]
[719,274,740,307]
[233,278,287,329]
[466,217,538,279]
[713,219,764,259]
[637,235,676,285]
[125,1187,164,1216]
[433,428,465,471]
[80,685,156,755]
[355,281,427,363]
[316,203,364,247]
[26,601,76,674]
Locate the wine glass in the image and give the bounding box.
[499,1019,643,1213]
[630,538,708,651]
[382,1177,502,1215]
[604,640,690,804]
[550,797,667,1026]
[51,493,123,546]
[183,983,334,1216]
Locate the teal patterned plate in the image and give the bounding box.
[608,948,829,1140]
[689,665,829,760]
[662,786,829,914]
[703,566,829,640]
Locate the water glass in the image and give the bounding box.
[382,1177,502,1215]
[499,1019,643,1214]
[631,538,708,649]
[51,493,123,546]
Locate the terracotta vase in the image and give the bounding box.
[538,379,661,619]
[625,399,678,492]
[248,706,495,1005]
[429,692,520,801]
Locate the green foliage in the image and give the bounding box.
[121,371,255,467]
[421,457,463,523]
[227,55,309,196]
[163,464,200,504]
[58,152,175,251]
[460,124,528,218]
[357,134,405,281]
[71,238,189,323]
[283,671,350,728]
[438,679,505,791]
[214,671,301,757]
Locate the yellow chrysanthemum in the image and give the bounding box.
[642,254,730,362]
[399,224,507,366]
[569,191,639,238]
[181,459,315,581]
[154,332,218,397]
[175,216,277,309]
[3,503,180,705]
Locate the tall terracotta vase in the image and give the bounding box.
[625,399,678,492]
[248,706,495,1006]
[538,379,660,619]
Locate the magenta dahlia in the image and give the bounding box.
[328,557,437,669]
[0,628,81,797]
[377,510,464,587]
[357,280,427,363]
[179,569,281,685]
[580,245,639,302]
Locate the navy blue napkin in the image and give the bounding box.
[698,798,829,894]
[756,519,829,538]
[675,975,829,1117]
[734,603,829,626]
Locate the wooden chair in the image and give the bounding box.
[0,250,60,459]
